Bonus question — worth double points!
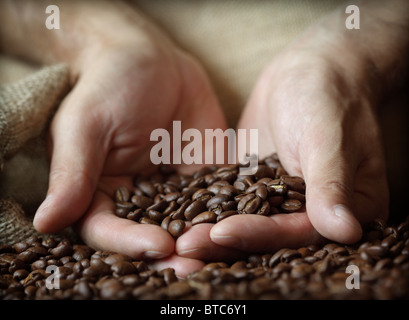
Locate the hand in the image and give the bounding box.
[22,2,228,277]
[176,0,409,261]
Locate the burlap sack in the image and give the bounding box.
[0,63,71,244]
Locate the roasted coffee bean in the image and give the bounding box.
[115,186,130,203]
[104,253,132,266]
[206,194,230,210]
[192,189,214,201]
[146,200,168,213]
[281,199,302,212]
[13,242,29,254]
[237,194,261,214]
[233,180,247,192]
[216,210,238,222]
[184,199,207,221]
[159,268,178,285]
[287,190,306,203]
[255,185,268,200]
[189,176,207,188]
[191,211,217,225]
[131,195,153,210]
[17,251,38,263]
[267,183,287,196]
[221,200,237,211]
[168,219,186,238]
[136,181,157,198]
[280,175,306,194]
[268,195,284,207]
[161,215,172,231]
[148,210,166,223]
[172,199,191,220]
[50,243,73,259]
[13,269,29,280]
[9,259,25,273]
[126,209,143,221]
[139,217,160,226]
[257,201,271,216]
[111,261,136,276]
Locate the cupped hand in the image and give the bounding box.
[176,15,394,262]
[33,32,227,277]
[208,48,389,252]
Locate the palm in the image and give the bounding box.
[36,44,227,276]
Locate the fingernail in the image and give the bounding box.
[143,251,169,259]
[210,234,242,248]
[333,204,361,231]
[178,248,199,256]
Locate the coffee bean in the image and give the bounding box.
[172,199,191,220]
[237,194,261,214]
[131,195,153,210]
[267,183,287,196]
[206,194,230,214]
[216,210,238,222]
[146,200,168,213]
[184,199,207,221]
[104,253,132,266]
[148,210,166,223]
[255,185,268,200]
[13,269,29,280]
[280,175,306,193]
[136,181,158,198]
[281,199,302,212]
[191,211,217,225]
[168,219,186,238]
[287,190,306,203]
[111,261,136,276]
[257,201,271,215]
[139,217,160,226]
[192,189,214,201]
[126,208,143,221]
[161,215,172,231]
[115,186,130,203]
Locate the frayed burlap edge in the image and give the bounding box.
[0,64,80,245]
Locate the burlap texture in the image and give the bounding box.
[0,63,70,244]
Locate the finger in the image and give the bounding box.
[176,223,247,261]
[75,191,175,259]
[149,254,206,279]
[33,92,108,233]
[302,143,363,244]
[210,212,324,252]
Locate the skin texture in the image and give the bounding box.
[0,0,408,277]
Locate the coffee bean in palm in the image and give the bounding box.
[131,195,153,210]
[217,210,238,222]
[112,154,310,237]
[184,199,207,221]
[168,219,186,238]
[191,211,217,226]
[281,199,302,212]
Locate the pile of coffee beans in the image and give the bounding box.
[0,216,408,300]
[114,154,306,238]
[1,155,408,299]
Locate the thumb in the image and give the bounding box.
[33,97,106,234]
[303,148,362,244]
